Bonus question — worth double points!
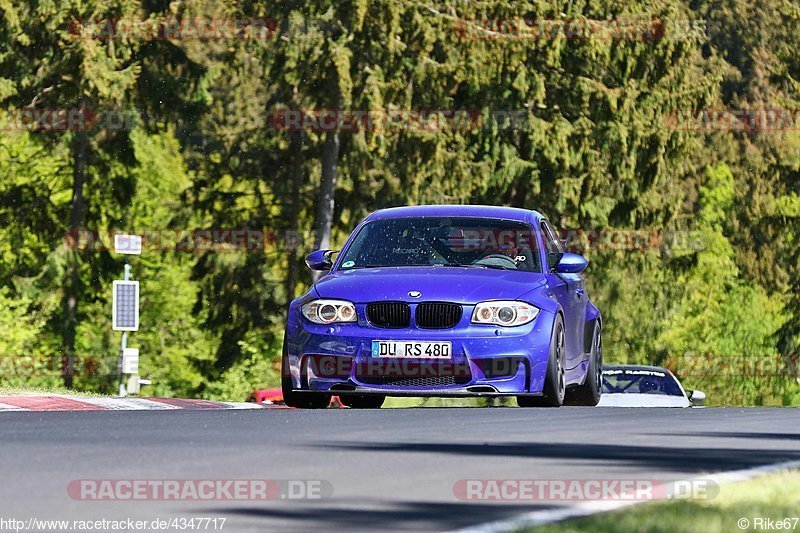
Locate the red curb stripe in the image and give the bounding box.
[145,398,227,409]
[0,396,107,411]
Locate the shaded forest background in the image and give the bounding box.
[1,0,798,405]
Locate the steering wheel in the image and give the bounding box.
[474,254,519,268]
[639,378,660,394]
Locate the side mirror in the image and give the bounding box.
[555,252,589,274]
[305,249,338,271]
[688,390,706,406]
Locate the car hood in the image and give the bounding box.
[313,266,546,304]
[597,394,691,408]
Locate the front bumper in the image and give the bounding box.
[284,304,555,396]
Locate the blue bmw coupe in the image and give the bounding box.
[282,205,602,408]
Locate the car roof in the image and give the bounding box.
[603,364,672,374]
[363,205,544,224]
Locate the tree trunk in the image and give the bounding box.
[285,129,304,301]
[63,127,88,388]
[314,129,340,254]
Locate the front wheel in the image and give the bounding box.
[339,394,386,409]
[564,322,602,406]
[281,339,331,409]
[517,315,566,408]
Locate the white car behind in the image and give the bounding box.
[598,365,705,408]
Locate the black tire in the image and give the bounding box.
[517,315,566,408]
[281,339,331,409]
[339,394,386,409]
[564,322,602,406]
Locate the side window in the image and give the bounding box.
[541,220,564,270]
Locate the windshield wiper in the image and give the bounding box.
[437,263,515,271]
[342,263,516,271]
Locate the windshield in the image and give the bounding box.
[601,369,684,397]
[338,217,541,272]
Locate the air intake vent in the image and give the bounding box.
[366,302,410,328]
[355,361,471,387]
[415,302,462,329]
[366,375,460,387]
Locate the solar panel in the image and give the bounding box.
[112,280,139,331]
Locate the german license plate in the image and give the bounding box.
[371,340,452,358]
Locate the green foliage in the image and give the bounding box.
[0,287,46,359]
[531,471,800,533]
[0,0,798,405]
[200,334,281,401]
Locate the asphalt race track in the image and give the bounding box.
[1,407,799,532]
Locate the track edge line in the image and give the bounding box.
[452,458,800,533]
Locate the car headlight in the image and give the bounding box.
[302,299,357,324]
[471,301,539,326]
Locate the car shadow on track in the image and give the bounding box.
[205,501,552,532]
[652,431,800,441]
[312,441,800,472]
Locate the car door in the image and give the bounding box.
[541,220,586,369]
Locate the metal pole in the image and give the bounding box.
[118,262,131,397]
[118,332,127,396]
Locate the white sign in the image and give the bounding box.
[122,348,139,374]
[112,280,139,331]
[114,234,142,255]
